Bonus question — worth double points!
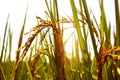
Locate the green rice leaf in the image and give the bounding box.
[0,14,9,62]
[82,0,98,59]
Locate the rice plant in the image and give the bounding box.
[0,0,120,80]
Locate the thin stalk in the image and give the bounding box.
[26,59,33,80]
[45,0,66,80]
[0,14,9,63]
[11,7,28,80]
[8,27,12,60]
[70,0,93,79]
[82,0,98,60]
[16,6,28,62]
[115,0,120,46]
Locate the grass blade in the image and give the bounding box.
[82,0,98,60]
[26,59,33,80]
[70,0,93,79]
[0,14,9,62]
[8,27,12,60]
[115,0,120,46]
[16,6,28,62]
[11,6,28,80]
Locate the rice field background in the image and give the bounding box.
[0,0,120,80]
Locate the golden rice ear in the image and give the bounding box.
[15,25,49,71]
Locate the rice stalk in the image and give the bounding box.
[115,0,120,47]
[11,8,28,80]
[45,0,66,79]
[70,0,93,79]
[0,63,6,80]
[15,7,28,62]
[82,0,98,60]
[0,14,9,63]
[8,27,13,60]
[26,59,33,80]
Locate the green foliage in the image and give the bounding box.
[0,0,120,80]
